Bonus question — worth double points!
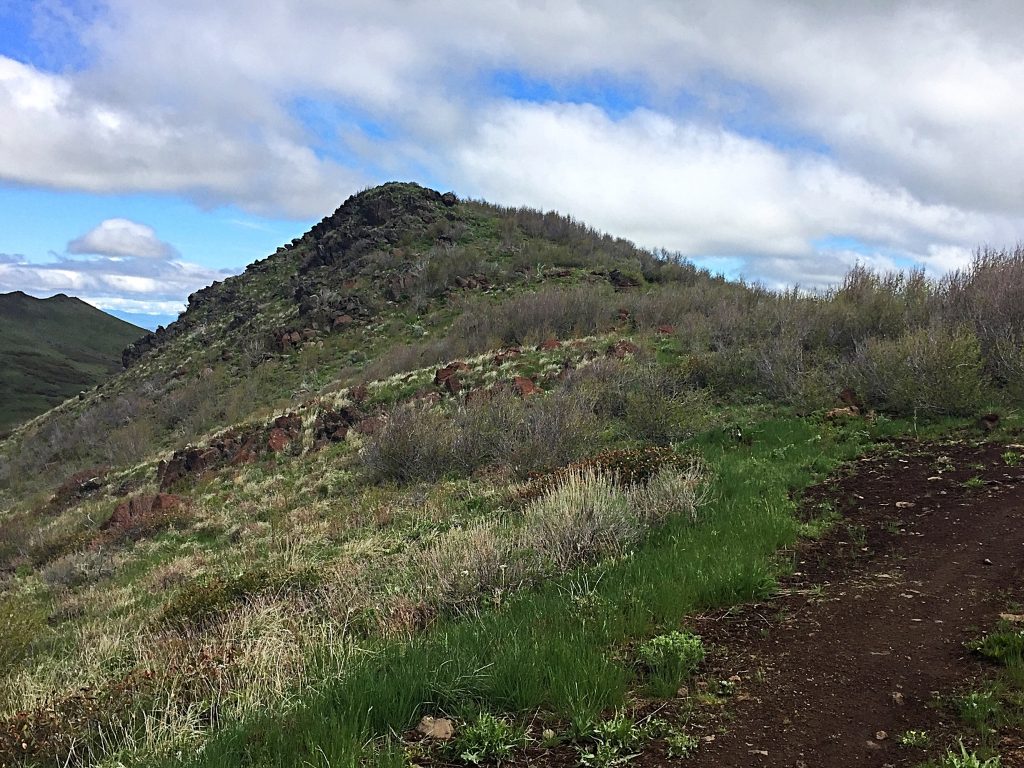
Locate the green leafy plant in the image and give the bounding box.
[897,729,931,748]
[970,625,1024,665]
[665,730,700,758]
[938,739,1001,767]
[954,690,1002,733]
[637,631,705,696]
[451,713,525,766]
[1002,451,1022,467]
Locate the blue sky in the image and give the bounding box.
[2,1,1023,329]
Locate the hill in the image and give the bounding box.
[0,291,145,434]
[1,183,1023,768]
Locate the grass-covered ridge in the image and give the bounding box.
[0,291,145,434]
[2,182,1024,766]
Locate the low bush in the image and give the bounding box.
[637,631,705,697]
[161,567,321,625]
[850,325,986,416]
[361,390,598,483]
[40,549,115,589]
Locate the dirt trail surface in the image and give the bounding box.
[685,438,1024,768]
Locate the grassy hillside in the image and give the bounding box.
[1,183,1023,767]
[0,291,145,434]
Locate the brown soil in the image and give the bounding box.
[415,438,1024,767]
[681,438,1024,767]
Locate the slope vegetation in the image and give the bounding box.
[0,292,145,434]
[1,183,1024,767]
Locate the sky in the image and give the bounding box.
[2,1,1023,329]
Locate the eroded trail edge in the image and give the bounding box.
[687,439,1024,768]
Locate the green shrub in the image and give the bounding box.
[361,390,597,483]
[637,631,705,697]
[850,326,986,415]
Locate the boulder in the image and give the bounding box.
[434,362,469,386]
[513,376,539,396]
[267,428,291,452]
[608,269,640,288]
[103,493,185,538]
[606,340,640,359]
[417,715,454,740]
[443,374,462,395]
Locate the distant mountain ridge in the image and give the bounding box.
[0,291,146,433]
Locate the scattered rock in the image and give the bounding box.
[313,406,361,447]
[266,428,291,452]
[839,387,864,410]
[979,412,1001,432]
[333,314,354,328]
[440,191,458,207]
[607,269,641,288]
[513,376,539,396]
[537,338,560,351]
[443,374,462,395]
[416,716,454,740]
[101,492,186,541]
[606,340,640,359]
[895,501,916,509]
[656,324,676,334]
[348,384,369,402]
[434,362,469,387]
[875,730,888,741]
[492,347,521,365]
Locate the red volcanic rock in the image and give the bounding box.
[536,338,560,351]
[348,384,369,402]
[839,387,864,410]
[443,374,463,395]
[513,376,539,396]
[606,340,640,359]
[104,493,184,535]
[617,308,631,321]
[353,416,384,435]
[273,413,303,438]
[267,428,291,452]
[656,324,676,335]
[333,314,354,328]
[434,362,469,386]
[492,347,522,365]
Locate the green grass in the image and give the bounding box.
[0,291,145,432]
[157,415,876,768]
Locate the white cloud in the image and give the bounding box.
[0,56,361,217]
[68,218,176,259]
[2,0,1024,287]
[451,100,1019,287]
[0,217,232,315]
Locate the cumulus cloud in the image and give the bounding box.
[0,219,231,315]
[68,218,177,259]
[1,0,1023,287]
[452,101,1016,286]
